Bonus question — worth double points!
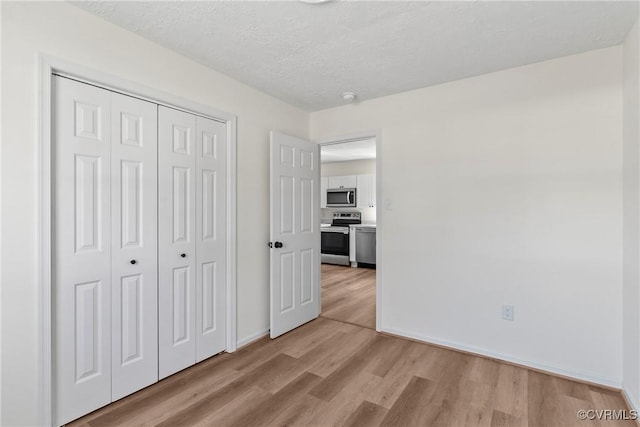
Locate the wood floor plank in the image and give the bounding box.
[309,335,393,401]
[192,386,272,427]
[379,375,437,426]
[528,370,569,427]
[305,371,384,426]
[494,363,528,422]
[225,372,322,427]
[343,400,389,427]
[490,409,522,427]
[154,354,298,427]
[320,264,376,329]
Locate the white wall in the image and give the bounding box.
[0,2,308,425]
[623,18,640,411]
[311,47,624,386]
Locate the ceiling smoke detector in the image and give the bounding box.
[341,91,357,102]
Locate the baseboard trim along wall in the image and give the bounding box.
[381,326,622,390]
[236,329,270,350]
[622,388,640,417]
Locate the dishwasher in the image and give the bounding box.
[355,226,376,267]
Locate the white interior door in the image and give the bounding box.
[269,131,320,338]
[158,106,197,379]
[110,92,158,400]
[195,116,227,361]
[54,76,112,425]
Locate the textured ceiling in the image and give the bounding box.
[73,1,639,111]
[321,138,376,163]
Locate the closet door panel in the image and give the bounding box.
[111,92,158,400]
[53,76,112,426]
[195,116,227,362]
[158,106,197,379]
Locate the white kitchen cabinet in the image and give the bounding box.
[357,174,376,208]
[320,176,328,208]
[327,175,356,189]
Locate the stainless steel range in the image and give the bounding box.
[321,212,361,266]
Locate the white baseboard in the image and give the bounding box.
[623,387,640,412]
[236,329,269,349]
[381,325,622,389]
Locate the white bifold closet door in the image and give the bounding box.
[158,106,226,379]
[110,91,158,401]
[54,77,158,425]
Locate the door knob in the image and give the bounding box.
[274,241,283,248]
[180,253,186,258]
[130,260,137,265]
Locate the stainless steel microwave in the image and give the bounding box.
[326,188,357,207]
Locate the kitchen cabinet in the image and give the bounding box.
[327,175,357,189]
[356,174,376,208]
[320,177,328,208]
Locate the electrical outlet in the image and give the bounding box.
[501,304,514,321]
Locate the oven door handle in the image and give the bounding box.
[321,229,349,234]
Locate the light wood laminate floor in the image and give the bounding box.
[70,315,633,427]
[320,264,376,329]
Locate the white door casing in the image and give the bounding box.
[110,92,158,400]
[158,106,197,379]
[53,77,112,425]
[269,131,320,338]
[195,116,227,362]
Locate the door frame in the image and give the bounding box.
[315,130,382,332]
[37,54,238,425]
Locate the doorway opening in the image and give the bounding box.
[318,135,379,330]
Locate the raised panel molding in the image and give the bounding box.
[75,281,102,383]
[300,178,313,233]
[202,262,217,333]
[75,155,102,253]
[173,167,190,243]
[173,267,190,345]
[172,125,190,155]
[121,161,142,248]
[74,101,102,140]
[300,249,313,305]
[120,275,142,365]
[280,145,294,167]
[300,150,313,171]
[202,170,217,241]
[121,113,143,147]
[280,252,295,313]
[280,176,294,235]
[202,132,217,159]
